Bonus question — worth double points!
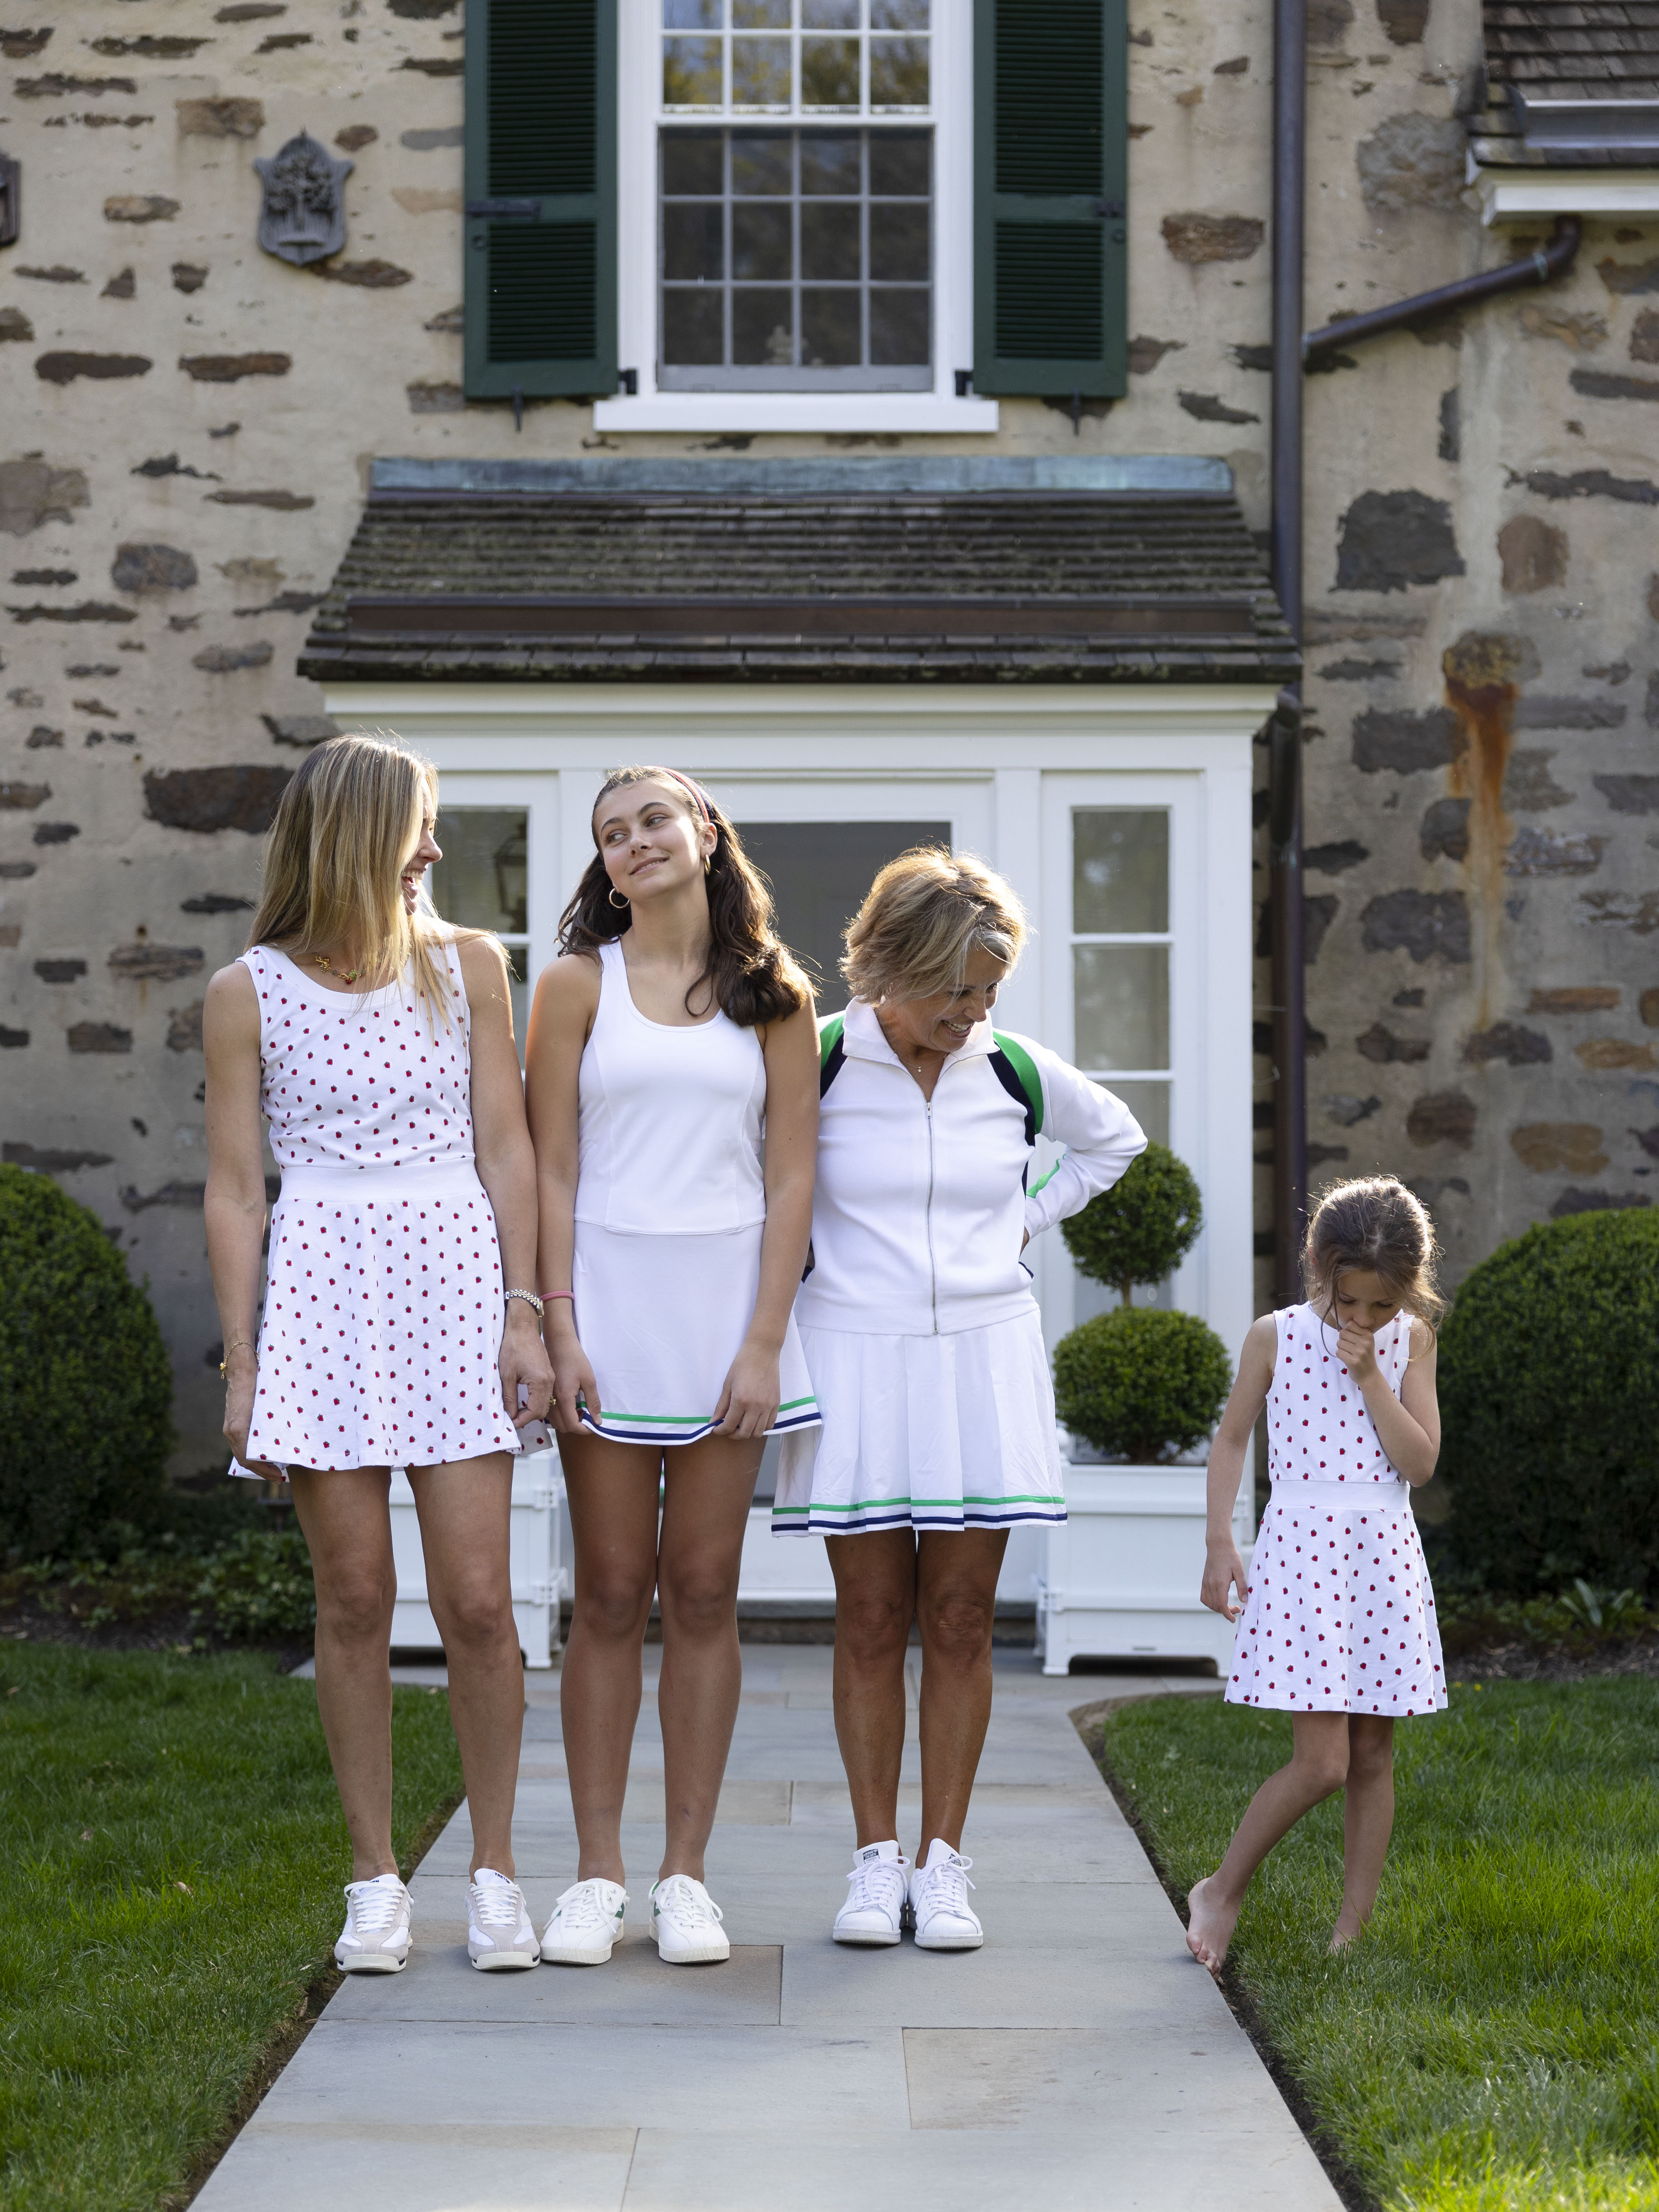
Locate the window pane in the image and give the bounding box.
[804,0,860,23]
[868,130,928,194]
[732,201,791,278]
[735,819,951,996]
[801,200,860,279]
[665,0,722,25]
[431,810,528,936]
[869,287,928,362]
[1073,810,1169,935]
[664,36,723,104]
[732,133,792,193]
[663,287,725,362]
[871,0,927,23]
[664,202,724,281]
[802,35,860,106]
[869,200,926,280]
[801,133,861,191]
[869,34,928,105]
[1098,1079,1169,1147]
[802,288,861,364]
[732,36,790,105]
[733,288,794,361]
[1073,945,1169,1071]
[663,131,723,194]
[733,0,789,21]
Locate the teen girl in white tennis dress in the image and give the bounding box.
[524,766,819,1971]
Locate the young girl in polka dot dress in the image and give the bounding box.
[205,735,554,1978]
[1186,1176,1446,1973]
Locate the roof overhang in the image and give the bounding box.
[1472,159,1659,222]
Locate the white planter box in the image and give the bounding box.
[388,1453,565,1670]
[1035,1461,1252,1677]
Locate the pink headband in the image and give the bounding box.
[655,766,712,823]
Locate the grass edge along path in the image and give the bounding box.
[1081,1686,1659,2212]
[0,1645,463,2212]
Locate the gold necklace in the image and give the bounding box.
[311,952,364,983]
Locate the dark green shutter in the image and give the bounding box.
[973,0,1126,399]
[464,0,617,400]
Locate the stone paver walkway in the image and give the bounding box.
[198,1648,1340,2212]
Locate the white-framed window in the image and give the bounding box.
[428,775,561,1061]
[601,0,995,432]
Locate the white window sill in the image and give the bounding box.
[591,392,1001,434]
[1473,165,1659,224]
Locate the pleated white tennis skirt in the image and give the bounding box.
[772,1307,1067,1537]
[572,1221,819,1449]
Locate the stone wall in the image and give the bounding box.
[1,0,1649,1471]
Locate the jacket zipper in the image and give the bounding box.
[924,1096,938,1334]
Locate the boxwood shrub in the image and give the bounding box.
[0,1165,173,1560]
[1054,1306,1232,1465]
[1441,1208,1659,1594]
[1060,1141,1203,1304]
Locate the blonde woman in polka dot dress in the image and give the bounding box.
[1186,1176,1446,1974]
[205,734,554,1977]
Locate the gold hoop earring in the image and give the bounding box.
[608,886,628,909]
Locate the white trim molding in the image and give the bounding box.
[591,392,999,433]
[1473,165,1659,224]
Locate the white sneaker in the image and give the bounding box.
[467,1868,540,1971]
[833,1840,908,1946]
[541,1877,628,1966]
[909,1841,982,1951]
[650,1874,730,1965]
[335,1873,411,1974]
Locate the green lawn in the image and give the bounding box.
[0,1646,462,2212]
[1094,1684,1659,2212]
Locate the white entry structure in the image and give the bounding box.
[308,456,1291,1669]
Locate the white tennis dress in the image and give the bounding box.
[570,939,819,1448]
[1226,1302,1446,1716]
[236,942,522,1475]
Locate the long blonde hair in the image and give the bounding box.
[246,734,453,1022]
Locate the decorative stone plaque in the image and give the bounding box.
[254,131,353,266]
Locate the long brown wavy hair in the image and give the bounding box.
[1303,1174,1445,1337]
[557,765,809,1029]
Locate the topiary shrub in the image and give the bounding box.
[0,1164,173,1560]
[1054,1307,1232,1464]
[1441,1209,1659,1596]
[1061,1141,1203,1306]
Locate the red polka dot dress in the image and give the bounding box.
[235,944,523,1475]
[1226,1303,1445,1717]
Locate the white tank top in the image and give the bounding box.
[574,938,768,1236]
[1266,1301,1412,1486]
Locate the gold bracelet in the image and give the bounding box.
[219,1337,252,1378]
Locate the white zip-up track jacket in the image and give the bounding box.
[796,1000,1147,1337]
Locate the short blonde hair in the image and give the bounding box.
[843,848,1027,1005]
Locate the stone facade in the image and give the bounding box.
[1,0,1654,1469]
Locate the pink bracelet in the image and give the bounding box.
[539,1290,575,1303]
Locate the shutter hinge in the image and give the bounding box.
[1092,198,1125,219]
[466,198,541,218]
[954,368,973,397]
[620,367,638,395]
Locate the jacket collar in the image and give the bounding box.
[842,997,996,1068]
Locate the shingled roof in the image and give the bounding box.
[1471,0,1659,166]
[299,457,1298,689]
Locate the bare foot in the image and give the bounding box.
[1185,1874,1240,1976]
[1328,1901,1367,1954]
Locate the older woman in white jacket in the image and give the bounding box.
[774,850,1145,1951]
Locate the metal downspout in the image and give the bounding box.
[1304,216,1582,361]
[1270,0,1308,1305]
